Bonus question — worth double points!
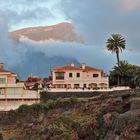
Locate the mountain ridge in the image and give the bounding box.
[9,22,83,43]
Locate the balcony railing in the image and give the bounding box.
[0,84,17,87]
[56,76,64,80]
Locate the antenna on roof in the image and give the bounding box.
[0,63,4,70]
[49,64,52,76]
[70,62,74,67]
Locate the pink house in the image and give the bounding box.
[52,63,109,89]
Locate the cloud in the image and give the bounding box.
[58,0,140,54]
[119,0,140,12]
[0,18,28,67]
[0,0,61,30]
[16,36,115,72]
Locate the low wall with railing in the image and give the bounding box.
[0,90,39,111]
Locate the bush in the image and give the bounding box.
[0,133,3,140]
[17,104,31,113]
[8,138,16,140]
[40,91,51,102]
[49,123,64,136]
[70,121,80,129]
[46,99,56,108]
[61,115,70,124]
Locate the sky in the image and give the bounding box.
[0,0,140,75]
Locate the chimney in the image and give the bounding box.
[81,63,86,70]
[70,62,75,67]
[0,63,4,70]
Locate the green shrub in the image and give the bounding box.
[8,138,16,140]
[70,121,80,129]
[46,99,56,108]
[49,123,64,136]
[40,91,51,102]
[18,104,31,113]
[0,133,3,140]
[38,102,48,110]
[61,115,70,124]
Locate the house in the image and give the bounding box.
[52,63,109,89]
[0,63,39,111]
[24,76,43,90]
[0,63,20,94]
[0,63,17,85]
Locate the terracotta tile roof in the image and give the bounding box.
[52,65,82,71]
[0,69,11,73]
[25,80,43,87]
[0,69,17,75]
[52,65,102,72]
[83,66,102,72]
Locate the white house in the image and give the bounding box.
[0,63,39,111]
[52,63,109,89]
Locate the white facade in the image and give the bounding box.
[52,63,109,89]
[0,63,39,111]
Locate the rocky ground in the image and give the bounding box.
[0,91,140,140]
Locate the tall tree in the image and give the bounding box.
[110,61,140,88]
[109,61,129,86]
[106,34,126,84]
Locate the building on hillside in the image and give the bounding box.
[51,63,109,89]
[0,63,39,111]
[43,76,52,88]
[0,63,20,94]
[24,76,43,90]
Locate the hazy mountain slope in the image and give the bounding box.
[10,22,83,43]
[10,51,80,79]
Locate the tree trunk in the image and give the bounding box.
[116,52,121,85]
[116,52,120,67]
[117,76,120,85]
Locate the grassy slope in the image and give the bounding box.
[0,91,140,140]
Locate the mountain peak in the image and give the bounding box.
[9,22,83,43]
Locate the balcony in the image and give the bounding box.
[56,76,64,80]
[0,84,17,87]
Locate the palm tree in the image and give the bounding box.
[112,61,129,85]
[106,34,126,85]
[106,34,126,67]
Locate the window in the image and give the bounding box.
[55,72,64,80]
[69,73,73,78]
[74,84,80,88]
[0,78,6,84]
[93,74,99,77]
[83,84,87,88]
[56,84,64,88]
[76,73,80,77]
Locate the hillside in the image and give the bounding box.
[9,22,83,43]
[0,90,140,140]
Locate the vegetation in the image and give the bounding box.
[106,34,126,85]
[110,60,140,88]
[40,91,99,101]
[18,97,78,113]
[1,90,140,140]
[0,133,4,140]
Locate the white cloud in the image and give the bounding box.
[120,0,139,11]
